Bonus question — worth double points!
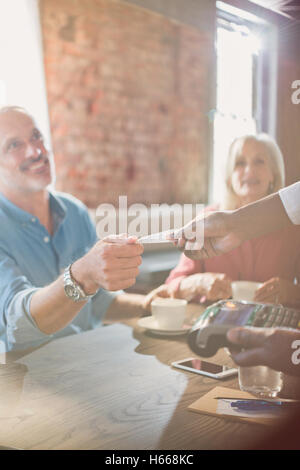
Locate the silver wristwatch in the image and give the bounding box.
[63,264,93,302]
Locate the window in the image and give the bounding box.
[0,0,50,143]
[211,2,277,203]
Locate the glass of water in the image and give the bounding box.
[238,365,283,398]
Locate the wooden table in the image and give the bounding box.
[0,306,288,450]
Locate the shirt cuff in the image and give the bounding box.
[279,182,300,225]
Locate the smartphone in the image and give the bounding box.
[171,357,238,379]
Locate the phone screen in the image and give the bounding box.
[178,359,230,374]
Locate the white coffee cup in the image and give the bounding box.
[151,298,187,330]
[231,281,262,301]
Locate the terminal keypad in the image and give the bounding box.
[249,306,300,329]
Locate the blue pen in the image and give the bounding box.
[230,399,299,414]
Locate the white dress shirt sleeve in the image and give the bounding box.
[279,182,300,225]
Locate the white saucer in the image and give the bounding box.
[138,316,190,336]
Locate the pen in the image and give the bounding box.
[231,401,295,412]
[216,398,300,413]
[215,397,300,405]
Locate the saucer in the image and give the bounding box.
[138,316,190,336]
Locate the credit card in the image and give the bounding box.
[104,231,175,244]
[138,231,174,244]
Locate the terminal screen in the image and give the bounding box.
[214,302,255,326]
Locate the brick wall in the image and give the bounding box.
[40,0,214,208]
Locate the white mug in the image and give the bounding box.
[151,298,187,330]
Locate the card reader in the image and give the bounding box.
[187,300,300,357]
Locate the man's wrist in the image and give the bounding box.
[71,260,99,296]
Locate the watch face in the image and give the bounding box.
[65,284,77,299]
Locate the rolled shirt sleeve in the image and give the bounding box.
[0,248,122,350]
[279,182,300,225]
[0,250,54,351]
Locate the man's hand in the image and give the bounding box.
[227,327,300,377]
[254,277,300,308]
[71,235,143,294]
[170,211,244,260]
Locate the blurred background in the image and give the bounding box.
[0,0,299,289]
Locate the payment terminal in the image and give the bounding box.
[187,300,300,357]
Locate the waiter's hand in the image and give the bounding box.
[227,326,300,377]
[169,211,244,260]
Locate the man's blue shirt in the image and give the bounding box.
[0,190,119,352]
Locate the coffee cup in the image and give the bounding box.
[231,281,262,301]
[151,298,187,330]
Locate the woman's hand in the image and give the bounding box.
[143,273,232,311]
[254,277,300,307]
[179,273,232,301]
[142,279,180,311]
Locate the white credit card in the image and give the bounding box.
[138,238,173,244]
[104,231,175,244]
[138,231,174,244]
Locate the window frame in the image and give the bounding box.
[208,3,278,204]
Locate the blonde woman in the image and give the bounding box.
[144,134,300,308]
